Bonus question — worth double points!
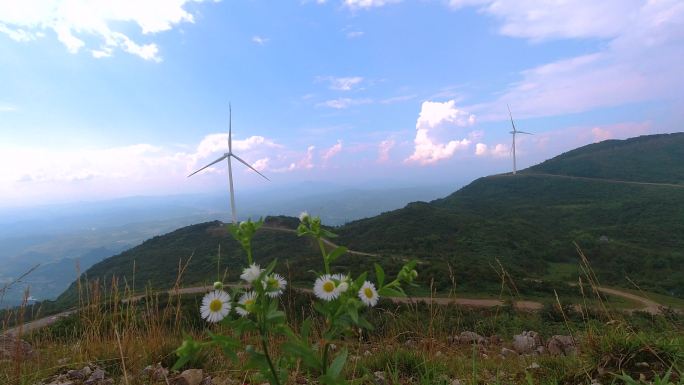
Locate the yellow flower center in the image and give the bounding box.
[364,287,374,299]
[209,299,223,312]
[245,299,255,306]
[323,281,335,293]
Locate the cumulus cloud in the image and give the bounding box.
[318,76,364,91]
[377,139,395,163]
[322,140,343,163]
[344,0,400,9]
[0,0,217,61]
[317,98,373,109]
[474,142,508,157]
[252,157,269,171]
[251,35,269,45]
[455,1,684,120]
[405,100,475,165]
[299,145,316,169]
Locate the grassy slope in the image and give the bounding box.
[55,134,684,307]
[524,132,684,183]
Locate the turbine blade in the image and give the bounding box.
[517,131,534,135]
[187,155,227,177]
[228,103,232,152]
[231,154,270,181]
[507,104,517,133]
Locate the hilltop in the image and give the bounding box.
[56,133,684,307]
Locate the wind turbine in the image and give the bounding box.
[507,104,533,175]
[188,104,269,224]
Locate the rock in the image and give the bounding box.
[199,376,213,385]
[635,362,650,368]
[0,335,35,360]
[84,368,106,385]
[451,380,462,385]
[500,347,518,358]
[457,331,486,345]
[546,335,577,356]
[535,346,546,355]
[66,370,85,380]
[57,358,69,365]
[373,371,386,385]
[489,335,503,345]
[172,369,204,385]
[150,363,169,381]
[82,366,92,378]
[513,331,543,354]
[404,339,418,348]
[526,362,540,370]
[435,350,443,357]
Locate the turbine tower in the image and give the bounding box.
[188,104,269,224]
[507,104,533,175]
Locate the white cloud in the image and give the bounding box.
[319,76,364,91]
[344,0,400,9]
[317,98,373,109]
[251,35,269,45]
[252,157,269,171]
[322,140,343,162]
[449,0,640,41]
[474,142,508,157]
[416,100,476,129]
[346,31,364,38]
[299,145,316,169]
[405,100,475,165]
[0,103,17,112]
[0,0,217,61]
[377,139,395,162]
[456,1,684,120]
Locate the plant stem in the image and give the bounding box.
[261,336,281,385]
[322,341,330,375]
[317,238,329,275]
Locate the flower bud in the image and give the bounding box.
[213,281,224,290]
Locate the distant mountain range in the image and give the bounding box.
[0,184,453,307]
[54,133,684,308]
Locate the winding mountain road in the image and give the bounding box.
[4,222,671,337]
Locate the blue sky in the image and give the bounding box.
[0,0,682,207]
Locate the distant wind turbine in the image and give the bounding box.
[507,104,533,175]
[188,104,270,224]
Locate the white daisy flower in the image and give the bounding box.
[358,281,379,307]
[236,291,258,317]
[313,274,339,301]
[240,263,263,284]
[299,211,309,222]
[263,273,287,298]
[200,290,231,323]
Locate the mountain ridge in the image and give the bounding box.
[55,133,684,307]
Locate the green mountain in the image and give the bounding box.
[524,132,684,183]
[57,133,684,306]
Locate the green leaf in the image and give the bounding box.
[172,336,204,371]
[374,263,385,287]
[353,272,367,289]
[327,246,348,263]
[328,349,348,379]
[265,259,278,275]
[378,286,405,298]
[207,332,239,362]
[347,304,359,324]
